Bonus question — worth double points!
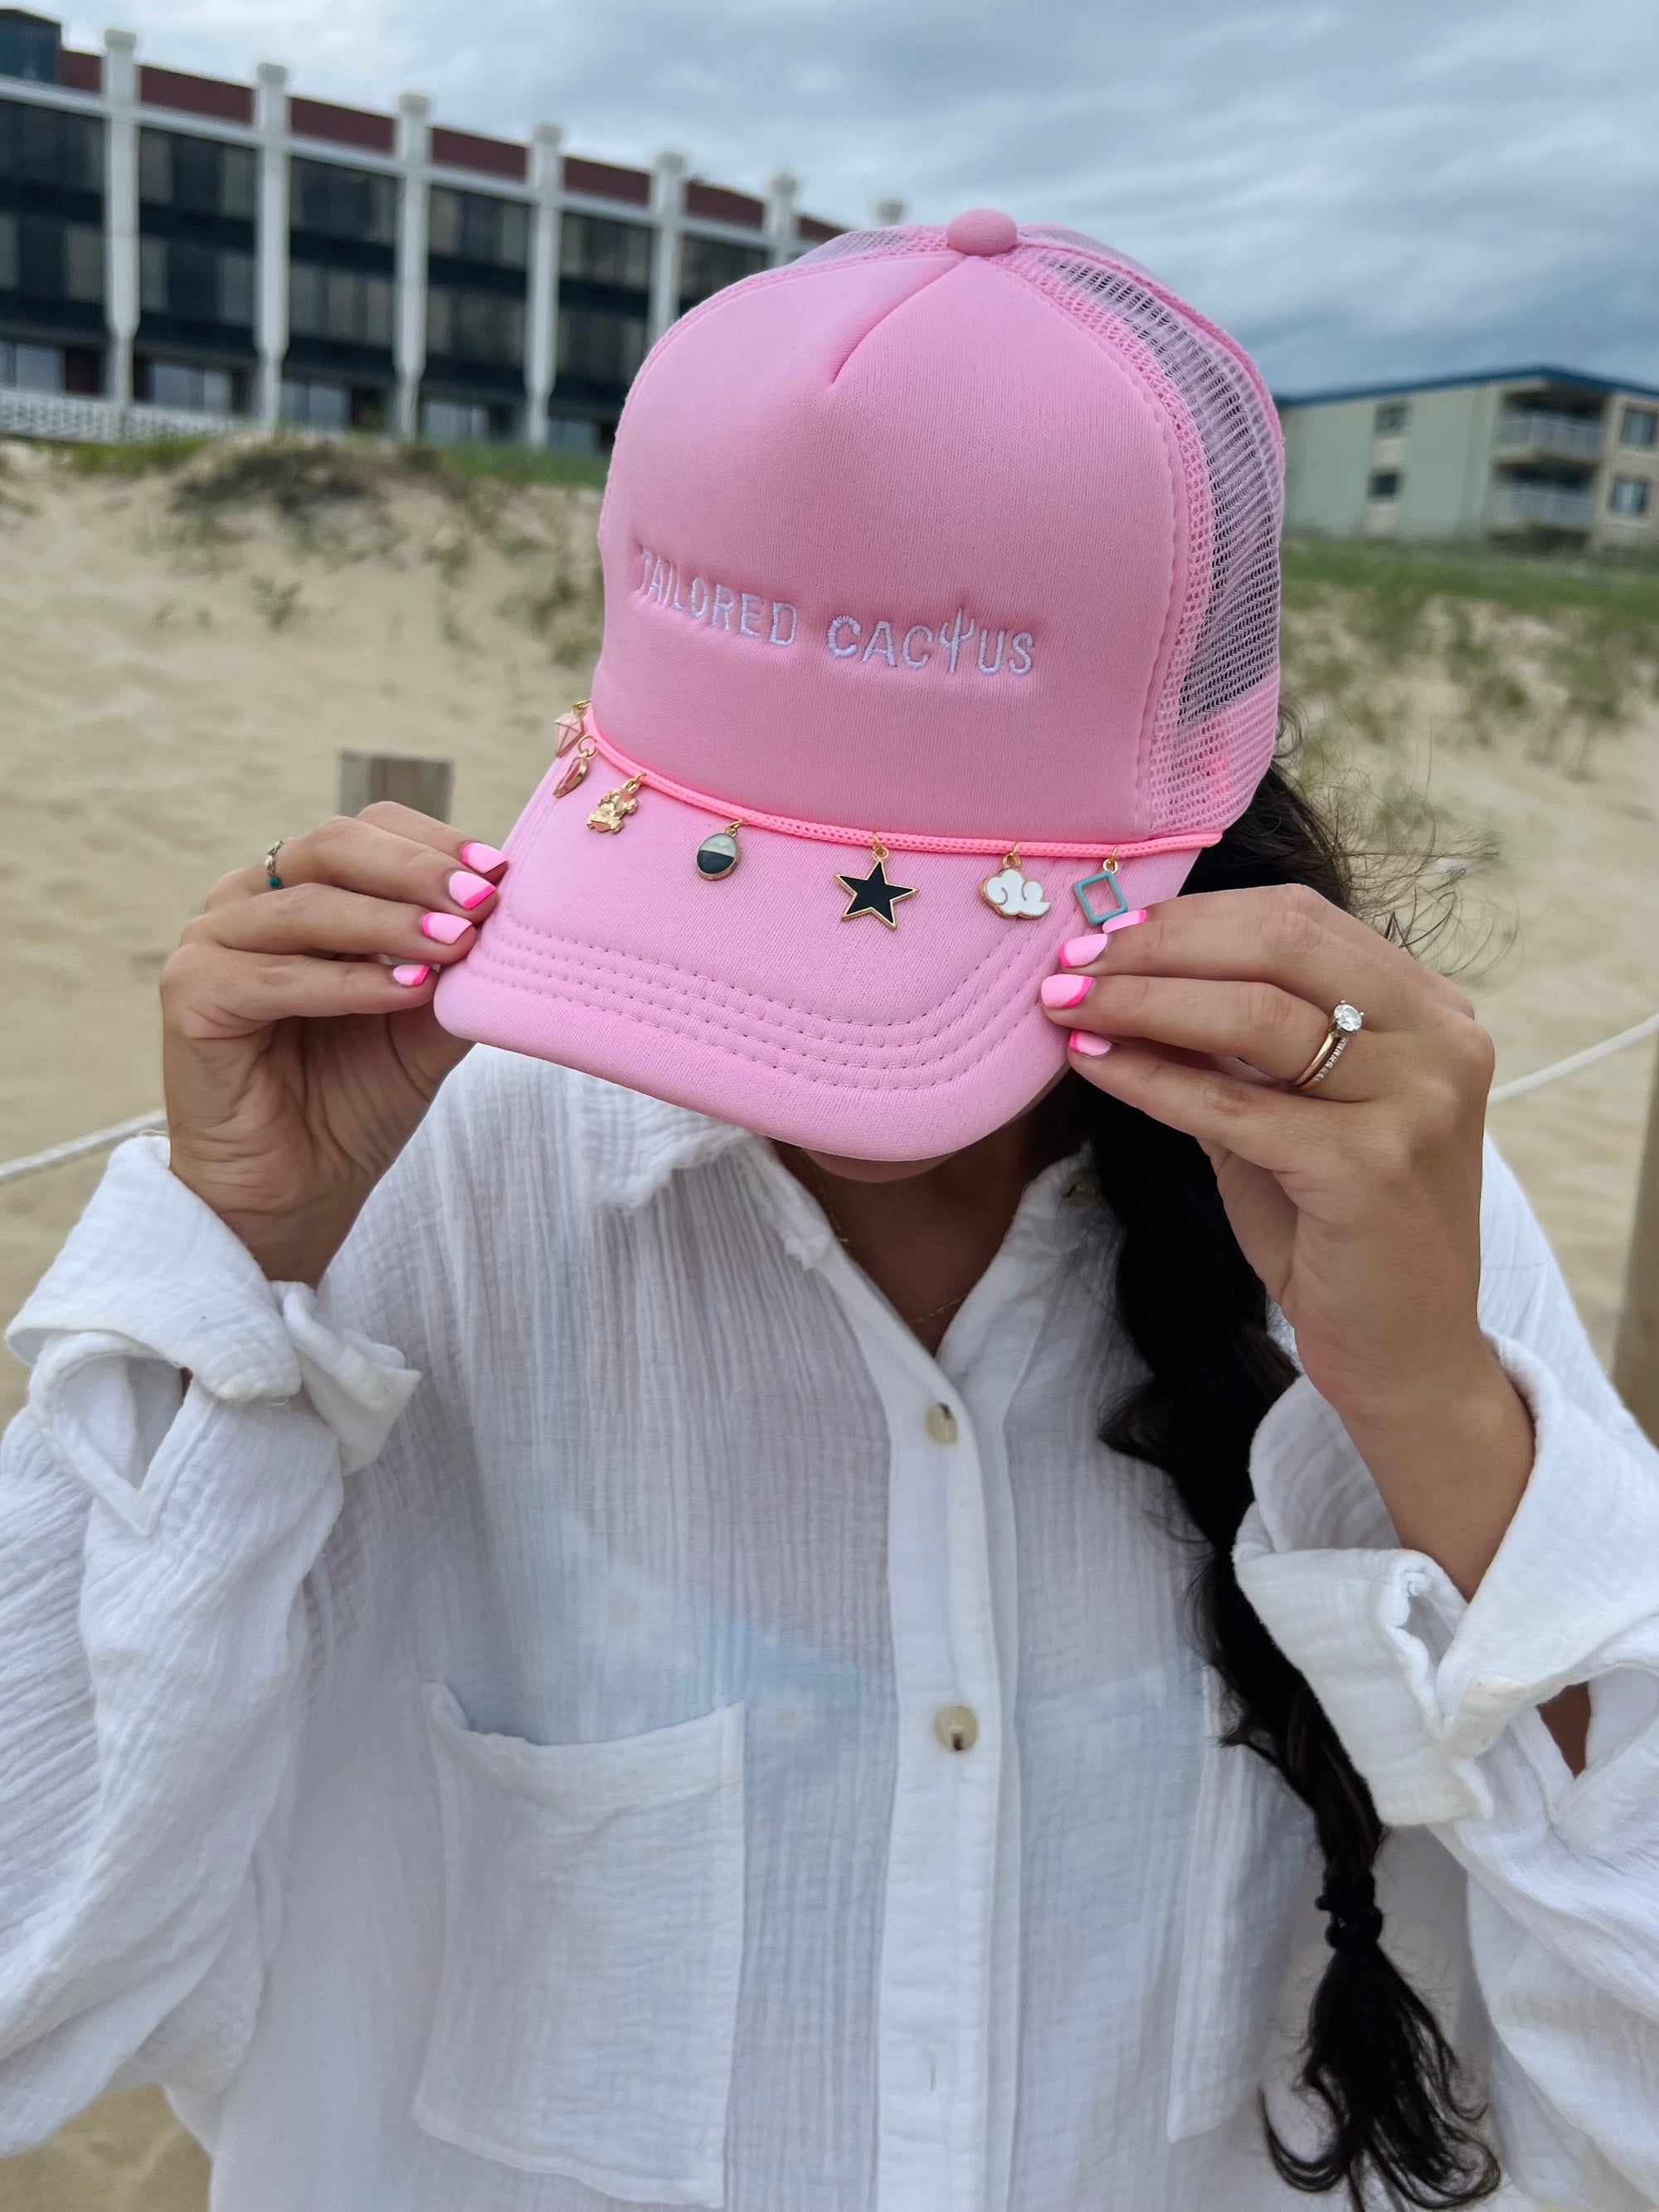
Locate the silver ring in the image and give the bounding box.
[264,839,285,891]
[1290,1001,1364,1091]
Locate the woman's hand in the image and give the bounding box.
[162,805,507,1286]
[1040,884,1535,1599]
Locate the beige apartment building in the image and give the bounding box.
[1277,367,1659,552]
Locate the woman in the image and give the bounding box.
[2,215,1657,2212]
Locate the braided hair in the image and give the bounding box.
[1074,762,1501,2208]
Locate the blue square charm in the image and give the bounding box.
[1072,867,1129,926]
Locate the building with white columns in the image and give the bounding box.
[0,7,849,446]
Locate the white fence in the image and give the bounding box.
[0,388,236,445]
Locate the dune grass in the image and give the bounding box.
[61,434,214,476]
[1282,535,1657,778]
[431,440,608,491]
[51,431,609,495]
[1282,537,1659,650]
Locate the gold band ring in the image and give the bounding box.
[1290,1001,1364,1091]
[264,839,285,891]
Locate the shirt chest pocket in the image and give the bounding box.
[413,1685,747,2206]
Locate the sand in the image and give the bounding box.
[0,440,1653,2206]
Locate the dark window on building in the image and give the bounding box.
[560,212,651,291]
[280,375,350,429]
[678,235,767,309]
[1608,474,1652,518]
[421,395,513,443]
[426,282,523,365]
[0,12,60,82]
[0,208,102,299]
[1373,401,1409,435]
[138,357,236,413]
[0,95,101,190]
[290,156,396,245]
[1366,470,1401,500]
[289,259,393,346]
[61,216,99,298]
[1620,406,1657,450]
[139,127,256,218]
[429,185,528,269]
[547,411,600,454]
[0,333,61,386]
[140,235,253,323]
[557,303,647,387]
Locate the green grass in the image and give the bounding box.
[426,440,609,491]
[1282,536,1659,645]
[60,435,213,476]
[46,430,608,495]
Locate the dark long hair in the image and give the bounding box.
[1073,761,1501,2208]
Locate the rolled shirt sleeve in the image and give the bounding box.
[9,1134,421,1507]
[1233,1142,1659,2203]
[1236,1335,1659,1828]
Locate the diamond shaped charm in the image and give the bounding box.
[1072,865,1129,927]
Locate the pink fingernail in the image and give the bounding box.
[1041,973,1092,1009]
[448,868,494,910]
[1069,1030,1112,1058]
[392,963,432,987]
[421,911,470,945]
[460,841,508,874]
[1059,911,1150,967]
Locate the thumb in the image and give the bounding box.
[392,1003,474,1101]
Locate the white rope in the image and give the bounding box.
[0,1111,166,1188]
[0,1014,1653,1188]
[1487,1013,1659,1105]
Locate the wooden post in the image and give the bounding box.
[1613,1043,1659,1443]
[338,752,455,823]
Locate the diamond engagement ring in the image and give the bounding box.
[1290,1001,1364,1091]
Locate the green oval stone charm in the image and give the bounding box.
[696,824,742,881]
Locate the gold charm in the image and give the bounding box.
[554,737,595,797]
[554,698,591,756]
[981,845,1050,918]
[587,775,644,833]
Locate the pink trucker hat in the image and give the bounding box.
[435,211,1284,1158]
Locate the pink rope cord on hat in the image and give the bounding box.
[582,717,1220,862]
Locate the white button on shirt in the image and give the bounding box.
[4,1050,1659,2212]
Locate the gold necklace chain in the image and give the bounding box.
[802,1172,981,1332]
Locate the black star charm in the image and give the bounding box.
[835,855,917,927]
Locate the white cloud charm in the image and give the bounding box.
[981,866,1052,918]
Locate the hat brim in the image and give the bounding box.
[434,758,1204,1160]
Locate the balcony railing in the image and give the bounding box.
[1491,479,1595,532]
[1494,411,1603,462]
[0,387,234,442]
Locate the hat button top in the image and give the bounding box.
[945,207,1019,257]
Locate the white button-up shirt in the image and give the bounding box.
[3,1051,1659,2211]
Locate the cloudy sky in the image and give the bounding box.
[62,0,1656,393]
